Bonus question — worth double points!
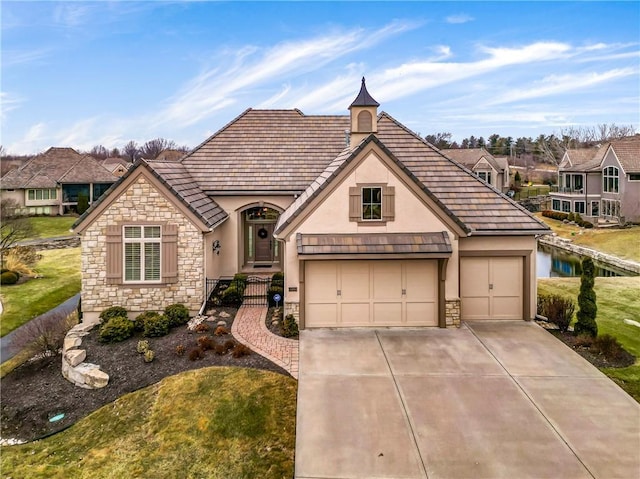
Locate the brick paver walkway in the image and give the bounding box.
[231,306,299,379]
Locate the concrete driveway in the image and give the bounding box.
[295,321,640,479]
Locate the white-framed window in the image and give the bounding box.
[602,199,620,218]
[574,201,585,214]
[552,199,561,211]
[562,201,571,213]
[590,201,600,217]
[477,171,492,184]
[123,225,161,283]
[27,189,57,201]
[603,166,619,193]
[629,173,640,181]
[361,186,382,221]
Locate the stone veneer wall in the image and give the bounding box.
[284,301,299,322]
[81,176,204,321]
[446,299,461,327]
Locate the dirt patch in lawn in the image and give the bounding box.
[1,308,289,443]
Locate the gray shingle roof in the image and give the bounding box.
[275,113,548,236]
[610,135,640,172]
[441,148,505,173]
[1,147,118,189]
[297,232,451,255]
[181,109,350,193]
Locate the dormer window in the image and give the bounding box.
[362,187,382,220]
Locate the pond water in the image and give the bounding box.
[536,244,636,278]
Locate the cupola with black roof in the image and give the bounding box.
[348,77,379,146]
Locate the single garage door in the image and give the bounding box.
[305,260,438,327]
[460,257,523,320]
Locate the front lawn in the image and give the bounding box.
[25,216,77,240]
[538,276,640,401]
[0,247,80,337]
[0,367,297,479]
[535,213,640,262]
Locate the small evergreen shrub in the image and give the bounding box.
[232,343,252,358]
[271,271,284,283]
[220,285,243,306]
[77,191,89,215]
[139,312,170,338]
[567,212,575,222]
[0,271,19,285]
[99,316,135,343]
[574,258,598,338]
[232,273,248,288]
[99,306,128,324]
[144,349,155,363]
[281,314,299,338]
[175,344,186,356]
[188,347,204,361]
[136,340,150,354]
[197,336,215,351]
[164,303,190,327]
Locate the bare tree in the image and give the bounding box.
[1,199,34,263]
[89,145,109,160]
[122,141,140,161]
[140,138,177,160]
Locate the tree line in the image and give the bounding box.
[424,123,636,165]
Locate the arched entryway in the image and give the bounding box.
[241,205,282,269]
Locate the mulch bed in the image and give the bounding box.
[1,307,288,443]
[265,307,299,340]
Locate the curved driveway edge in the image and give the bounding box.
[295,321,639,479]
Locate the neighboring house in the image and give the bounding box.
[102,157,132,177]
[549,136,640,224]
[154,149,185,162]
[73,79,549,327]
[441,148,510,192]
[1,147,119,215]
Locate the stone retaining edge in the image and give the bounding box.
[61,320,109,389]
[539,235,640,274]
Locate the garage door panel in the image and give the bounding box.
[406,302,437,326]
[492,297,521,319]
[305,260,439,327]
[461,297,490,320]
[373,302,403,324]
[460,258,489,297]
[341,303,371,326]
[492,257,522,296]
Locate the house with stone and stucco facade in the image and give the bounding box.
[73,79,550,328]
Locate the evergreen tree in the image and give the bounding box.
[77,191,90,215]
[574,258,598,337]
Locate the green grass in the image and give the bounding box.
[0,367,297,479]
[538,276,640,401]
[0,247,80,337]
[536,213,640,262]
[25,216,77,240]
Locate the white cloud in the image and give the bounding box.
[7,123,48,154]
[0,92,24,120]
[53,4,92,27]
[446,14,474,24]
[2,48,50,67]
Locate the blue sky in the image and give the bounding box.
[2,1,639,155]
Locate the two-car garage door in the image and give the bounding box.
[305,260,438,327]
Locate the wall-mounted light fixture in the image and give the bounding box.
[212,240,221,255]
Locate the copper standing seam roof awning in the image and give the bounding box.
[296,232,452,258]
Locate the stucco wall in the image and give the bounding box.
[282,151,460,310]
[80,176,204,322]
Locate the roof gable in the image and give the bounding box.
[608,136,640,172]
[73,160,227,233]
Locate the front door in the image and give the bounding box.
[254,223,274,262]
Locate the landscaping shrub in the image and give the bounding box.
[223,338,237,352]
[143,349,155,363]
[136,340,150,354]
[574,334,594,348]
[593,334,631,363]
[213,343,227,355]
[164,303,190,327]
[197,336,215,351]
[542,210,569,222]
[195,323,210,333]
[220,284,243,306]
[4,246,40,276]
[538,294,575,332]
[232,273,248,288]
[281,314,299,338]
[567,212,575,222]
[138,312,170,338]
[99,316,135,343]
[99,306,128,324]
[214,325,229,336]
[175,344,186,356]
[10,310,76,357]
[1,271,19,285]
[271,271,284,283]
[188,347,204,361]
[77,191,89,215]
[581,221,594,229]
[575,258,598,338]
[232,343,252,358]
